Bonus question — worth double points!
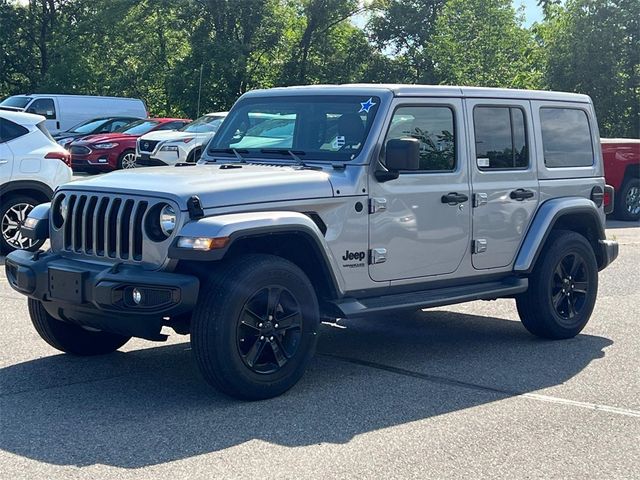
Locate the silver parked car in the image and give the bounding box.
[135,112,227,166]
[6,85,618,400]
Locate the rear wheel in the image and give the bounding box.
[516,230,598,339]
[28,299,131,355]
[615,178,640,221]
[117,150,137,169]
[0,194,45,255]
[191,254,320,400]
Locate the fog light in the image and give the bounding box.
[132,288,143,305]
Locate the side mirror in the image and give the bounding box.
[376,137,420,182]
[386,137,420,171]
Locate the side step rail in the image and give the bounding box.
[330,277,528,318]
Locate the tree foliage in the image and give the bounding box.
[0,0,637,137]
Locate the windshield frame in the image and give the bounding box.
[208,95,381,162]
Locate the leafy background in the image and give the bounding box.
[0,0,637,137]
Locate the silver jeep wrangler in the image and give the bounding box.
[5,85,619,400]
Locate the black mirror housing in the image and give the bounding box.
[385,138,420,171]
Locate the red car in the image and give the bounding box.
[69,118,191,172]
[601,138,640,221]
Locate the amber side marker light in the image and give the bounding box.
[176,236,230,251]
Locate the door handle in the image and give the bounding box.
[441,192,469,205]
[510,189,535,201]
[56,121,60,130]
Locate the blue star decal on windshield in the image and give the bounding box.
[359,97,376,113]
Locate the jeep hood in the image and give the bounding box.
[64,164,334,209]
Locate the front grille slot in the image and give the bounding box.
[58,193,152,263]
[70,145,91,155]
[139,140,160,152]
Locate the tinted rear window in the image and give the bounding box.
[0,118,29,142]
[540,108,594,168]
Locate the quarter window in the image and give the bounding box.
[474,106,528,170]
[540,108,593,167]
[0,118,29,143]
[384,106,456,171]
[26,98,56,119]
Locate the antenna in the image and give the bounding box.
[196,63,203,118]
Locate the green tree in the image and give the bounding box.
[542,0,639,137]
[430,0,542,88]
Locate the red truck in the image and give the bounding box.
[602,138,640,221]
[68,117,190,172]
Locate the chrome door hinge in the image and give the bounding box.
[473,193,488,208]
[473,239,487,254]
[369,248,387,264]
[369,197,387,214]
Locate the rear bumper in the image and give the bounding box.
[598,239,619,271]
[5,249,199,340]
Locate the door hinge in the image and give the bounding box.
[369,197,387,214]
[473,239,487,254]
[369,248,387,264]
[473,193,488,208]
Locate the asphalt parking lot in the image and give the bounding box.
[0,220,638,480]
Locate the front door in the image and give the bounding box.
[369,99,471,282]
[466,99,539,270]
[26,97,59,133]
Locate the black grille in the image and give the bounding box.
[70,145,91,155]
[60,193,149,261]
[139,140,160,152]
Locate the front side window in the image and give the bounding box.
[0,118,29,143]
[383,105,456,171]
[26,98,56,119]
[474,106,528,170]
[540,108,593,168]
[210,95,381,161]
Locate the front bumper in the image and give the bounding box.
[598,239,619,270]
[71,151,118,171]
[5,249,199,340]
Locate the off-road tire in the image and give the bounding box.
[614,178,640,221]
[516,230,598,339]
[0,194,45,255]
[191,254,320,400]
[28,299,131,355]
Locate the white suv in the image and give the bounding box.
[0,110,72,254]
[136,112,227,167]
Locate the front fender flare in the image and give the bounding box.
[168,211,345,294]
[514,197,606,274]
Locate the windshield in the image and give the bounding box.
[69,118,109,134]
[115,120,159,135]
[209,95,380,161]
[181,115,225,133]
[0,96,32,109]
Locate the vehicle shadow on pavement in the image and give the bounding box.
[0,309,611,469]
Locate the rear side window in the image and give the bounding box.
[0,118,29,143]
[36,121,55,142]
[26,98,56,119]
[474,106,528,170]
[540,108,593,167]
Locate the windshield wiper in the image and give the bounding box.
[207,148,248,163]
[260,149,308,167]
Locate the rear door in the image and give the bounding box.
[26,97,59,133]
[466,99,539,270]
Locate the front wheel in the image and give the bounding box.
[191,254,320,400]
[28,299,131,355]
[0,195,45,255]
[117,150,137,169]
[516,230,598,339]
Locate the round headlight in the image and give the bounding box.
[159,205,176,237]
[60,196,70,220]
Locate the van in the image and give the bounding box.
[0,94,148,135]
